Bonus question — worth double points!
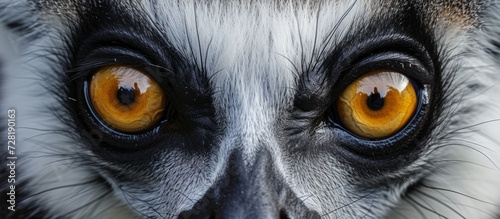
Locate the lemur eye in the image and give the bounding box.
[89,66,166,133]
[336,70,417,139]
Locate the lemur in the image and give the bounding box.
[1,0,500,218]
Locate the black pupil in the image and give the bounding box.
[117,86,136,105]
[367,87,384,111]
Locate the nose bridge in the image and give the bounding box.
[213,68,284,217]
[178,57,322,219]
[221,65,279,161]
[208,57,290,219]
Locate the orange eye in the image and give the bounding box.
[89,66,166,133]
[336,70,418,139]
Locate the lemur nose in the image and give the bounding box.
[178,150,320,219]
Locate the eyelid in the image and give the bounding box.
[70,47,152,80]
[346,52,433,84]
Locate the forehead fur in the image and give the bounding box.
[37,0,481,23]
[377,0,480,26]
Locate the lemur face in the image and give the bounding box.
[2,0,500,218]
